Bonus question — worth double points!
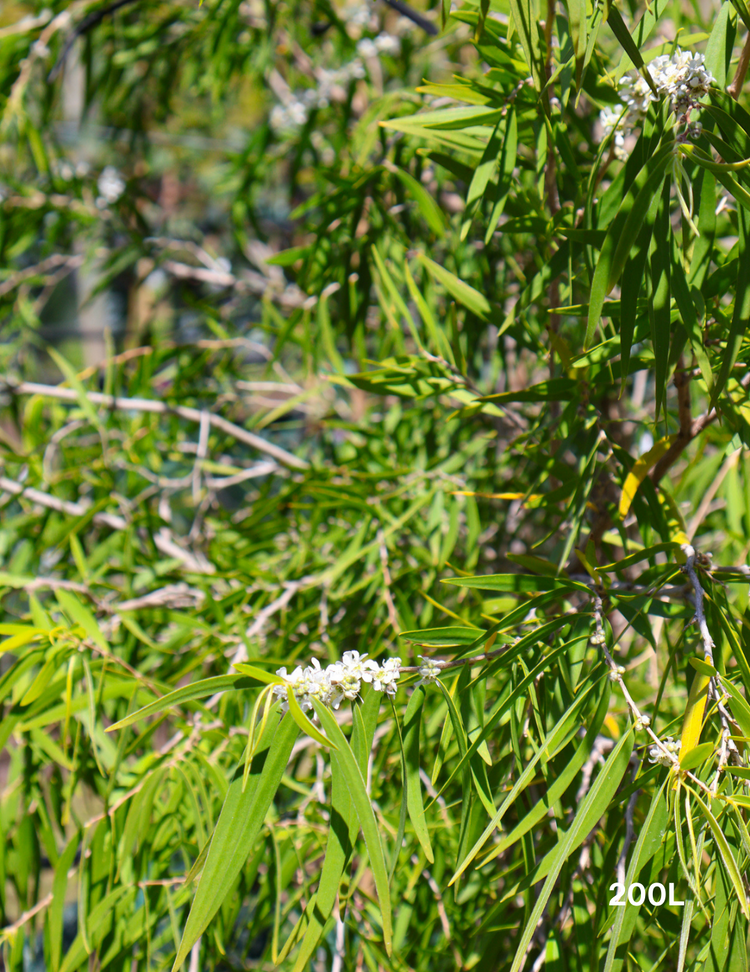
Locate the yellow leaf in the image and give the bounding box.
[619,435,676,518]
[604,714,621,739]
[658,491,689,547]
[680,672,710,763]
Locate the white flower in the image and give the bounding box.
[97,166,125,203]
[372,657,401,696]
[343,0,374,27]
[648,737,681,766]
[599,49,715,161]
[417,656,442,685]
[270,100,309,133]
[340,650,378,681]
[374,32,400,56]
[273,664,306,712]
[357,37,378,59]
[599,105,630,161]
[273,652,401,714]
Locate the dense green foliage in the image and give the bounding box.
[4,0,750,970]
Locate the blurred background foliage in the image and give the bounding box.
[4,0,750,970]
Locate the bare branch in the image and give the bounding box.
[10,380,308,470]
[729,29,750,100]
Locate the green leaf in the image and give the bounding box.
[599,541,681,572]
[679,740,715,770]
[450,672,608,882]
[507,0,543,89]
[417,253,492,319]
[649,179,672,420]
[389,165,448,235]
[399,625,485,646]
[719,676,750,740]
[602,779,670,972]
[619,187,661,380]
[712,203,750,407]
[442,573,590,592]
[485,108,518,243]
[172,710,299,970]
[285,685,337,749]
[508,728,635,972]
[587,142,674,347]
[290,689,379,971]
[402,684,434,862]
[704,2,737,88]
[107,674,269,730]
[671,233,713,392]
[692,790,750,918]
[606,6,659,96]
[50,832,81,972]
[56,588,109,653]
[689,657,717,677]
[312,700,393,955]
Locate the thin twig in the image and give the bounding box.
[10,380,308,470]
[681,544,715,665]
[728,29,750,99]
[0,254,84,298]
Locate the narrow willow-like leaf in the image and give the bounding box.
[312,700,393,955]
[704,2,737,87]
[389,165,447,235]
[451,673,608,882]
[442,573,590,593]
[648,179,672,421]
[680,669,710,759]
[291,689,379,971]
[606,6,658,95]
[49,832,81,972]
[56,588,110,653]
[507,0,543,89]
[242,684,275,792]
[586,142,674,346]
[692,789,750,918]
[107,673,270,731]
[285,685,337,749]
[485,108,517,243]
[619,435,676,517]
[172,710,299,971]
[712,204,750,406]
[671,232,713,392]
[401,684,434,861]
[719,675,750,740]
[619,186,661,380]
[418,253,492,319]
[509,728,635,972]
[602,778,669,972]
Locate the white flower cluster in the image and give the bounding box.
[96,166,125,207]
[52,159,91,182]
[599,48,714,160]
[357,32,401,59]
[417,656,442,684]
[342,0,378,30]
[648,736,681,766]
[273,650,401,712]
[270,60,366,133]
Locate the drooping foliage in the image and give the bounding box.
[3,0,750,970]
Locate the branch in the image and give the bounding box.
[10,381,308,470]
[0,254,83,298]
[0,475,214,573]
[48,0,144,81]
[681,544,715,665]
[650,370,750,485]
[728,29,750,100]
